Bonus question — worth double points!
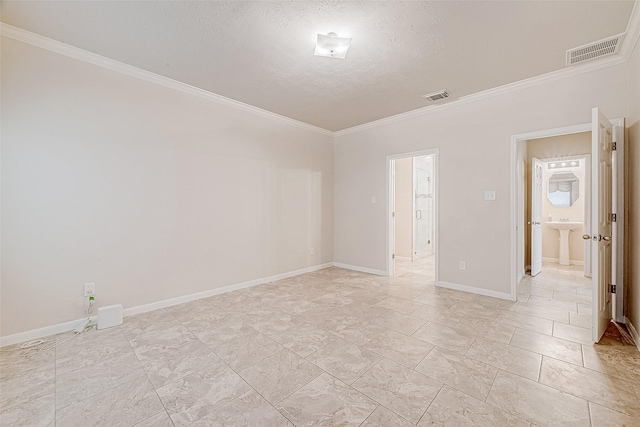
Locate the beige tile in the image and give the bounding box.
[369,311,427,335]
[193,314,251,348]
[510,328,583,366]
[238,349,322,405]
[278,373,377,427]
[0,363,54,412]
[415,347,497,400]
[581,345,640,382]
[411,293,458,310]
[56,351,146,409]
[352,358,442,424]
[409,305,464,325]
[56,378,164,427]
[361,405,414,427]
[412,322,476,354]
[486,370,590,426]
[266,321,338,358]
[307,337,382,384]
[449,301,501,319]
[496,310,553,335]
[578,303,592,314]
[315,315,387,346]
[213,328,282,371]
[418,385,529,427]
[516,303,570,323]
[570,311,592,329]
[56,329,133,376]
[455,315,515,344]
[375,296,424,314]
[190,390,292,426]
[539,357,640,418]
[140,337,220,388]
[0,392,54,427]
[589,401,640,427]
[465,337,541,381]
[364,330,434,368]
[553,321,593,345]
[525,295,578,312]
[471,294,519,311]
[133,411,175,427]
[156,361,250,426]
[552,291,592,305]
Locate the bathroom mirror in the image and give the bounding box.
[547,171,579,207]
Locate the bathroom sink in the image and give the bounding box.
[545,221,583,230]
[545,221,583,265]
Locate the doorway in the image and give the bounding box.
[524,133,592,279]
[387,149,438,282]
[511,115,625,343]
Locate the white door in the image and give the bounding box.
[530,158,543,276]
[591,108,614,342]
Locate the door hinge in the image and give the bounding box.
[392,212,395,218]
[612,141,617,151]
[392,254,396,260]
[609,284,616,294]
[611,213,617,223]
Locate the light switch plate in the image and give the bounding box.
[484,190,496,201]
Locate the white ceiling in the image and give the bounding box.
[1,1,635,131]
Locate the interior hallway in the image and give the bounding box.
[1,261,638,426]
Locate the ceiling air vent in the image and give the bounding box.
[566,33,625,66]
[422,90,449,102]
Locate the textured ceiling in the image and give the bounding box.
[1,1,635,131]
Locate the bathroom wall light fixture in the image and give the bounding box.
[314,32,352,59]
[548,160,580,169]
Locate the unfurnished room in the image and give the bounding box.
[1,1,640,426]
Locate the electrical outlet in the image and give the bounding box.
[459,261,466,271]
[310,248,315,256]
[84,282,95,297]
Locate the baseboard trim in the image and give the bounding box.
[0,262,333,347]
[625,317,640,351]
[332,262,388,276]
[542,257,584,266]
[438,281,514,302]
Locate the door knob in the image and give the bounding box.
[582,234,591,240]
[600,235,612,242]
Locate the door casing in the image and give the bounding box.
[510,118,625,323]
[387,149,439,279]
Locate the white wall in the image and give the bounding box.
[1,38,334,337]
[394,158,413,259]
[627,37,640,335]
[334,63,629,296]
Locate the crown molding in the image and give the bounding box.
[619,0,640,60]
[2,0,639,142]
[0,23,334,137]
[335,1,640,138]
[334,53,626,137]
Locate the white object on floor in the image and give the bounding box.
[97,304,123,330]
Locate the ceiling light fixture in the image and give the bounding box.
[314,32,352,59]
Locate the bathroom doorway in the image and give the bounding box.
[524,132,592,279]
[387,149,438,281]
[511,113,626,342]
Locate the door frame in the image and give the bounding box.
[387,148,439,279]
[510,118,624,319]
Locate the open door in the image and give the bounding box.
[590,107,614,343]
[530,158,543,276]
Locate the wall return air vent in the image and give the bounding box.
[422,90,450,102]
[566,33,625,66]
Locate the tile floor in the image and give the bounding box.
[1,258,639,426]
